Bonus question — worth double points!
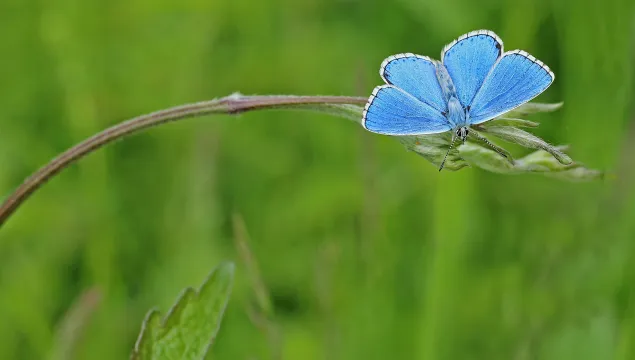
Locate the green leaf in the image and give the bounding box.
[458,143,601,180]
[486,117,540,128]
[544,166,605,182]
[500,102,563,118]
[478,126,573,165]
[130,262,235,360]
[513,145,577,172]
[458,143,515,174]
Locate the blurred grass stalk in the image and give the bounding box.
[48,288,102,360]
[232,214,282,360]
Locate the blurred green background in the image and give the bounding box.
[1,0,634,358]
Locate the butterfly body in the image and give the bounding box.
[362,30,554,167]
[434,60,471,142]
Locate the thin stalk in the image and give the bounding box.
[0,94,367,228]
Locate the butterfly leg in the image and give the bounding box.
[439,132,458,172]
[468,130,513,163]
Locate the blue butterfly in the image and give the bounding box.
[362,30,555,170]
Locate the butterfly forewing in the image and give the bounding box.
[468,50,555,124]
[441,30,503,108]
[380,53,448,114]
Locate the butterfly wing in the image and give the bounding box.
[468,50,555,124]
[441,30,503,108]
[380,53,447,114]
[362,85,452,135]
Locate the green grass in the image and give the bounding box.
[0,0,634,359]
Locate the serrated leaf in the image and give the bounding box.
[131,262,235,360]
[479,126,573,165]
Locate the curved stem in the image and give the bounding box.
[0,94,367,228]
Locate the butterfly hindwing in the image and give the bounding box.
[441,30,503,108]
[468,50,555,124]
[362,85,451,136]
[380,53,447,114]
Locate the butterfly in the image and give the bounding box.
[362,30,555,171]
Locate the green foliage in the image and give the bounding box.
[131,262,234,360]
[479,125,572,165]
[458,143,603,180]
[0,0,634,359]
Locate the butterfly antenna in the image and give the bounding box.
[439,135,457,172]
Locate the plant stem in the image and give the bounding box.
[0,94,367,228]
